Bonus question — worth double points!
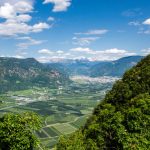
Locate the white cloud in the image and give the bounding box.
[17,37,45,49]
[137,18,150,34]
[143,18,150,25]
[47,16,55,21]
[13,55,25,59]
[43,0,71,12]
[38,49,54,55]
[73,29,107,46]
[37,56,49,63]
[37,47,137,62]
[75,29,108,36]
[0,1,50,36]
[0,0,34,5]
[141,48,150,55]
[57,50,64,54]
[0,21,50,36]
[14,1,33,13]
[103,49,127,54]
[37,56,67,63]
[70,47,93,53]
[32,23,50,33]
[72,37,99,46]
[0,1,33,19]
[16,14,32,22]
[0,3,15,19]
[70,47,136,61]
[2,54,25,59]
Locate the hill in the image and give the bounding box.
[90,55,143,77]
[0,57,70,93]
[57,54,150,149]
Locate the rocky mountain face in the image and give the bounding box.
[0,57,70,93]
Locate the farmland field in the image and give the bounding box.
[0,76,118,149]
[53,123,77,134]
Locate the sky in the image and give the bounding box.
[0,0,150,62]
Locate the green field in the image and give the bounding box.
[43,127,58,137]
[0,81,113,149]
[53,123,77,134]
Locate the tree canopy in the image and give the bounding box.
[0,112,41,150]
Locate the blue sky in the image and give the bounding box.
[0,0,150,62]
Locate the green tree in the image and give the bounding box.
[0,112,41,150]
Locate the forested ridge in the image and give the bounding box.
[57,54,150,150]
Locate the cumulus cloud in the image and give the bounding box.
[0,1,50,36]
[0,3,15,18]
[43,0,71,12]
[70,47,93,53]
[38,49,54,55]
[143,18,150,25]
[32,23,50,33]
[0,21,50,36]
[16,14,32,22]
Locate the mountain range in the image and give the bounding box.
[47,56,143,77]
[0,57,70,93]
[0,55,143,93]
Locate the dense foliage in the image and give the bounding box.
[57,55,150,149]
[0,112,41,150]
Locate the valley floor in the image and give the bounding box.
[0,76,118,149]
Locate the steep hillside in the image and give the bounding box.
[90,56,143,77]
[57,55,150,150]
[0,57,70,93]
